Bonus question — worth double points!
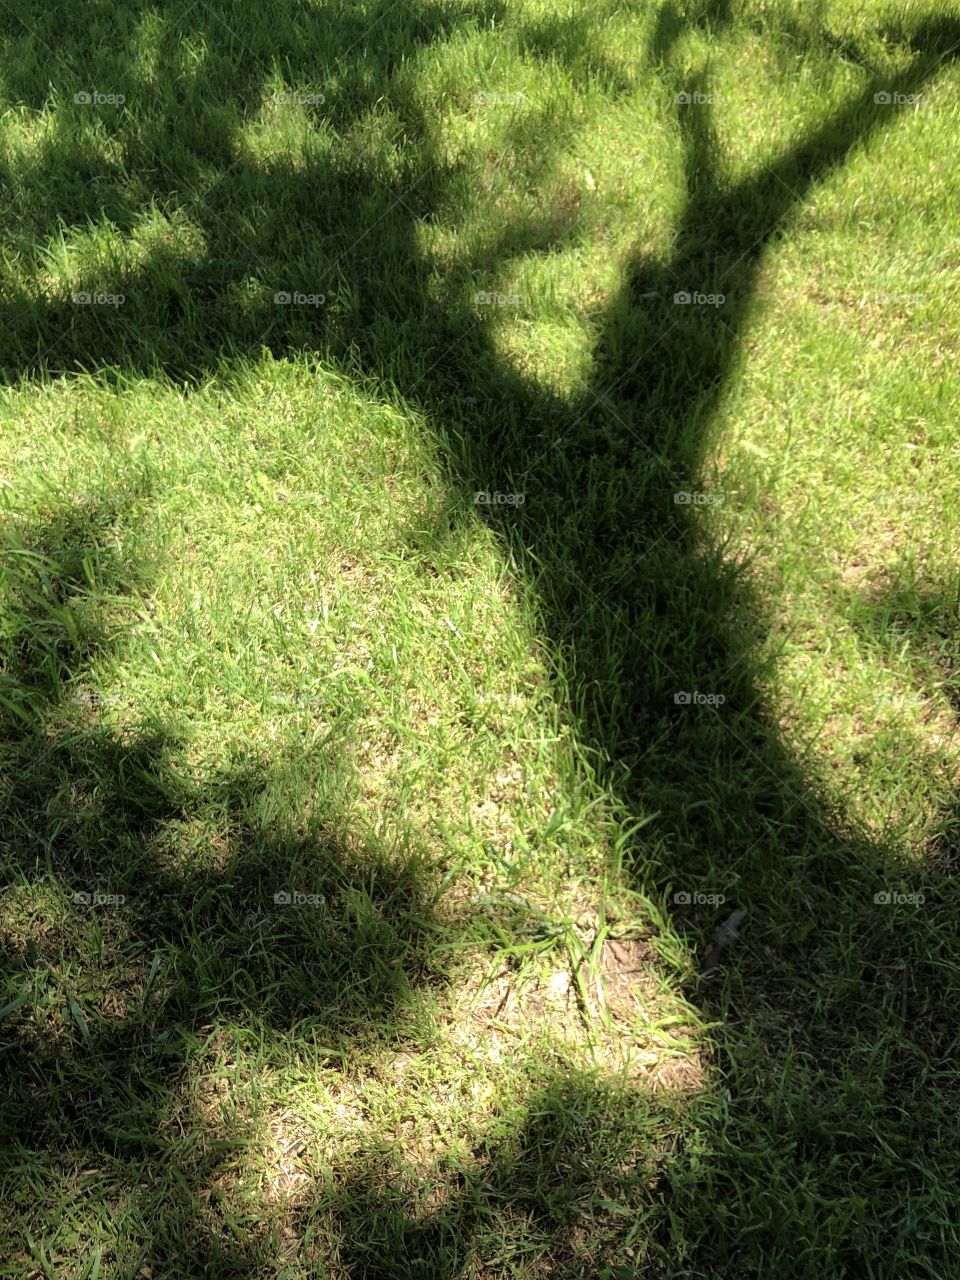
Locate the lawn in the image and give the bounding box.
[1,0,959,1275]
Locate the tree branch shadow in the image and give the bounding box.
[1,0,959,1273]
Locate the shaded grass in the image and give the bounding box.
[1,0,960,1275]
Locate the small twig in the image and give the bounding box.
[701,907,747,973]
[900,965,909,1022]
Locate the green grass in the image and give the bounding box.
[1,0,959,1275]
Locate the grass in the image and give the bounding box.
[1,0,959,1274]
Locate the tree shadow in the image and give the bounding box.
[321,1068,677,1279]
[2,0,960,1273]
[0,499,456,1276]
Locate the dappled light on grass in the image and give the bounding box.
[0,381,703,1275]
[1,0,960,1274]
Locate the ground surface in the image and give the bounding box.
[1,0,959,1275]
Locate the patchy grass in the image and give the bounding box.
[1,0,960,1275]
